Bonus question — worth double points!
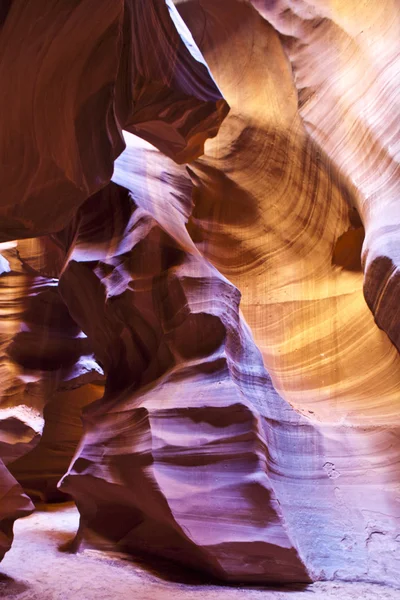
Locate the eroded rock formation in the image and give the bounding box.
[0,238,103,508]
[0,0,400,588]
[0,460,33,561]
[0,0,227,240]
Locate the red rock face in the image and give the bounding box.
[0,0,227,240]
[0,0,227,563]
[0,459,33,561]
[0,0,400,587]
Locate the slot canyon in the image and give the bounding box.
[0,1,400,598]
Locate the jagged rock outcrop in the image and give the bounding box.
[49,182,310,582]
[58,120,400,584]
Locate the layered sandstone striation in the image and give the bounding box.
[0,0,400,589]
[249,0,400,355]
[0,0,227,240]
[53,181,310,582]
[0,0,227,560]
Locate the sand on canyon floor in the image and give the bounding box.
[0,503,399,600]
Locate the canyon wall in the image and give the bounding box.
[0,0,399,586]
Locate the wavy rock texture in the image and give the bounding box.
[0,0,227,240]
[0,0,227,562]
[53,183,310,582]
[173,0,400,425]
[173,2,400,584]
[58,0,400,585]
[249,0,400,354]
[175,0,400,584]
[90,121,400,586]
[0,0,400,590]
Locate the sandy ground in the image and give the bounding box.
[0,504,399,600]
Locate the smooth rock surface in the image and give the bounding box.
[0,0,399,590]
[0,0,227,240]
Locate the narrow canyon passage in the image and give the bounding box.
[1,0,400,595]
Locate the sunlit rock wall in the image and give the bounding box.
[0,0,399,587]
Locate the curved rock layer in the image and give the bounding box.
[174,1,400,583]
[249,0,400,355]
[0,0,399,589]
[56,169,400,584]
[76,0,400,584]
[173,0,400,425]
[0,0,227,561]
[0,0,227,240]
[0,241,102,452]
